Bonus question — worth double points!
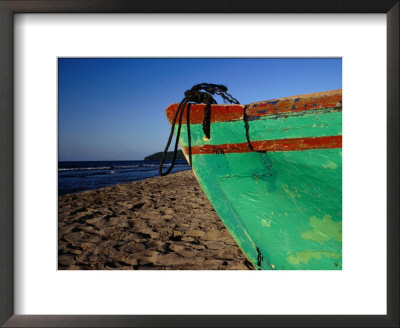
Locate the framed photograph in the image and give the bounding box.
[1,1,398,327]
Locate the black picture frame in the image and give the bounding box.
[0,1,398,327]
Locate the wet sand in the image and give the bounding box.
[58,170,254,270]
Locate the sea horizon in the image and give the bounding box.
[58,159,190,195]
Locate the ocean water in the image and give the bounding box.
[58,160,190,195]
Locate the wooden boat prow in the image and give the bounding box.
[165,89,342,270]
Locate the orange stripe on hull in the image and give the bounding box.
[165,89,342,125]
[183,136,342,155]
[165,104,244,125]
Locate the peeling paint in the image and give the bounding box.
[287,250,341,265]
[322,160,338,170]
[261,219,271,228]
[301,214,342,242]
[282,184,302,202]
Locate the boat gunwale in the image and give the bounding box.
[165,89,342,125]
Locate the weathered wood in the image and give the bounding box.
[165,89,342,270]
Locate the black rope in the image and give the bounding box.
[186,103,192,167]
[243,105,254,151]
[159,83,239,176]
[202,97,217,139]
[243,105,266,153]
[158,99,188,176]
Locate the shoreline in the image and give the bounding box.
[58,160,190,195]
[58,167,190,196]
[58,170,254,270]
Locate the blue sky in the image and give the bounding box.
[58,58,341,161]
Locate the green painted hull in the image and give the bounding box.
[165,90,342,270]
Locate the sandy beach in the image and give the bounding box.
[58,170,254,270]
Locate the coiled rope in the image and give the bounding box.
[159,83,239,176]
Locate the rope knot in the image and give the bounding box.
[159,83,239,176]
[184,90,213,104]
